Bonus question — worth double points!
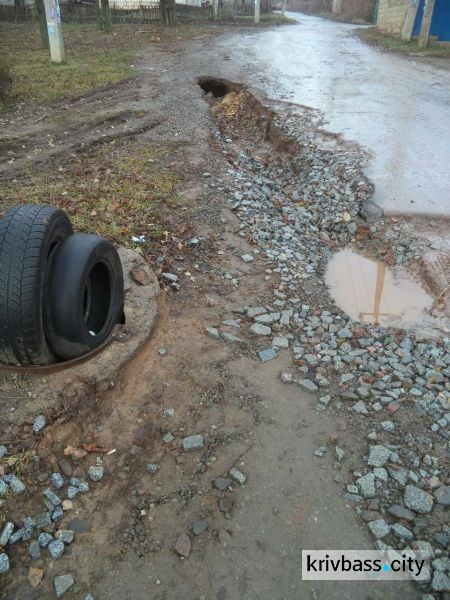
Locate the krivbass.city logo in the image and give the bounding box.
[302,550,430,582]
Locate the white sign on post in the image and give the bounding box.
[44,0,65,63]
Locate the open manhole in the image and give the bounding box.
[197,76,243,98]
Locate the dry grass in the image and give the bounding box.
[0,141,180,251]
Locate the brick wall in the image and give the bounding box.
[376,0,410,34]
[333,0,374,22]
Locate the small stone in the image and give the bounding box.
[367,445,391,467]
[368,519,391,539]
[434,485,450,506]
[182,435,204,452]
[9,528,25,544]
[431,571,450,592]
[33,415,46,434]
[219,497,233,513]
[356,473,376,498]
[404,485,434,514]
[0,553,10,574]
[43,487,61,506]
[229,468,246,485]
[38,532,53,547]
[88,466,104,482]
[298,379,318,393]
[412,540,434,561]
[213,477,232,491]
[51,473,65,490]
[52,506,64,522]
[56,530,74,544]
[163,432,175,443]
[0,480,8,498]
[54,574,74,598]
[62,500,73,511]
[337,328,352,339]
[175,533,191,558]
[85,595,95,600]
[272,336,289,348]
[335,447,345,461]
[352,401,369,415]
[4,474,26,494]
[158,347,167,356]
[240,254,254,263]
[314,447,327,457]
[0,446,7,459]
[28,566,44,588]
[0,522,14,546]
[206,326,220,339]
[67,486,79,500]
[146,463,160,474]
[387,504,415,522]
[28,540,41,560]
[163,408,175,418]
[250,323,271,336]
[258,348,278,362]
[280,372,293,383]
[380,420,395,432]
[48,539,65,559]
[131,267,151,286]
[388,466,409,486]
[221,332,244,345]
[192,520,208,536]
[162,272,178,283]
[391,523,413,541]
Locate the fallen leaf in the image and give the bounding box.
[80,444,111,454]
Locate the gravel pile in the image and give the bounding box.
[204,101,449,595]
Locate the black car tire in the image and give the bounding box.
[0,205,73,365]
[45,233,124,360]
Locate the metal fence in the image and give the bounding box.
[0,2,213,22]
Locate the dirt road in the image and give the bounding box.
[216,14,450,219]
[0,23,448,600]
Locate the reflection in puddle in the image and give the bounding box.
[325,249,433,328]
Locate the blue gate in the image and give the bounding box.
[430,0,450,40]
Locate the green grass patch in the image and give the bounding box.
[0,22,215,109]
[357,27,450,57]
[231,13,296,26]
[0,141,180,251]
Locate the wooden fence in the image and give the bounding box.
[0,2,213,22]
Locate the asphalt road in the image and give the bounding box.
[217,14,450,218]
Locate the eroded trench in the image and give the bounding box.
[198,76,448,333]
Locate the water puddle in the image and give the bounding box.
[325,249,435,329]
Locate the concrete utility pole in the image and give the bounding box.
[418,0,435,47]
[401,0,419,41]
[213,0,218,21]
[43,0,65,63]
[254,0,260,23]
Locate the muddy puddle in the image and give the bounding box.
[325,249,442,330]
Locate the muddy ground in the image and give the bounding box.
[0,26,448,600]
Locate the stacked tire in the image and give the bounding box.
[0,205,124,366]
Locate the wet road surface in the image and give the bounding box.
[218,14,450,218]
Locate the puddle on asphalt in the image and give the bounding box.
[325,249,434,329]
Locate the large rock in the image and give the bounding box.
[404,485,434,514]
[54,575,74,598]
